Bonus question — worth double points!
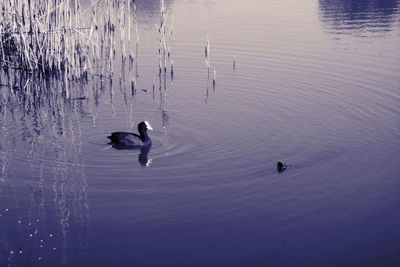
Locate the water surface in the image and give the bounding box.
[1,0,399,266]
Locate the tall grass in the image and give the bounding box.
[1,0,90,78]
[156,0,173,78]
[0,0,142,95]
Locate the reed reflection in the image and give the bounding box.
[0,69,91,266]
[319,0,399,36]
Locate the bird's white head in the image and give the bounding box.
[144,121,153,131]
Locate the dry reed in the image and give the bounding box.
[0,0,141,96]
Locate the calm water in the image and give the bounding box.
[1,0,400,266]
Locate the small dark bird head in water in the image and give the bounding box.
[277,161,287,173]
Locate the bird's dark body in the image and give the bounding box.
[107,132,149,147]
[107,121,152,148]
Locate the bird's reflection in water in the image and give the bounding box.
[110,144,153,167]
[138,145,152,167]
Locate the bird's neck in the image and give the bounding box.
[139,131,150,142]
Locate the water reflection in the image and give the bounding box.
[134,0,175,23]
[109,144,153,167]
[138,146,152,167]
[0,69,90,266]
[319,0,399,36]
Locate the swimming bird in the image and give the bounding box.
[277,161,287,173]
[107,121,153,147]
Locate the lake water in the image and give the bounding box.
[1,0,399,266]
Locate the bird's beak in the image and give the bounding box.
[145,121,153,131]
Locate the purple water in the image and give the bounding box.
[1,0,399,266]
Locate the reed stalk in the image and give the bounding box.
[0,0,129,88]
